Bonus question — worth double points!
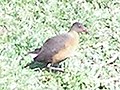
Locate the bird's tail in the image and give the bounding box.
[27,48,42,58]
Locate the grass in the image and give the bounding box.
[0,0,120,90]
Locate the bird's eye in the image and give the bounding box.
[78,25,81,28]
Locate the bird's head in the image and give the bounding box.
[70,22,87,33]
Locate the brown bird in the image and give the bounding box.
[28,22,87,71]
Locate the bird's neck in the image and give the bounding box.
[68,31,79,38]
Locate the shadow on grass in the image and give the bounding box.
[23,61,48,70]
[23,61,64,72]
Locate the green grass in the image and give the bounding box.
[0,0,120,90]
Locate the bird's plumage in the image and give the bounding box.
[28,22,87,66]
[34,34,70,63]
[34,31,79,64]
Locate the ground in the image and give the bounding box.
[0,0,120,90]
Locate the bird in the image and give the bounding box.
[28,22,87,71]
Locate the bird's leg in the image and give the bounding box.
[52,63,61,68]
[47,63,64,72]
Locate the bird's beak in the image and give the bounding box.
[83,29,88,33]
[83,29,87,32]
[83,29,88,34]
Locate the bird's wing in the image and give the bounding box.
[34,34,71,63]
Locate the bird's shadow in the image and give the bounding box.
[23,61,48,70]
[23,60,64,72]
